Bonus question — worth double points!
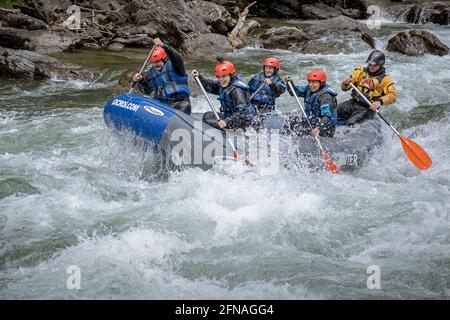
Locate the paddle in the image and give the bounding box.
[128,45,156,94]
[249,83,265,101]
[350,84,432,170]
[193,75,248,164]
[248,83,265,115]
[286,81,340,174]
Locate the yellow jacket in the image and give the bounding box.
[341,66,397,106]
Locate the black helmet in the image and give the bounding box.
[366,50,385,66]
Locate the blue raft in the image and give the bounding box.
[104,93,384,172]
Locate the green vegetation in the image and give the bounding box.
[0,0,27,9]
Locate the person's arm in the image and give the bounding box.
[136,71,154,96]
[270,77,287,96]
[162,44,187,76]
[197,74,221,95]
[316,93,336,130]
[225,87,250,127]
[286,82,307,98]
[341,67,363,91]
[248,77,256,93]
[379,76,397,105]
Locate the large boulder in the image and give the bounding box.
[303,15,369,37]
[186,0,235,34]
[0,47,98,81]
[260,27,310,50]
[300,4,343,20]
[107,0,210,51]
[0,27,37,51]
[387,30,449,56]
[0,27,82,53]
[182,33,233,57]
[405,2,449,26]
[0,11,49,30]
[16,0,72,24]
[300,3,362,20]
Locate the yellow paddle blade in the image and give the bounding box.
[400,136,432,170]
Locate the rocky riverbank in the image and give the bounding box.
[0,0,448,81]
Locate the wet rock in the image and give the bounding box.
[361,32,377,49]
[0,12,49,30]
[260,27,310,50]
[111,34,153,48]
[17,0,72,24]
[187,0,235,34]
[0,28,36,51]
[300,4,343,20]
[387,30,449,56]
[107,42,124,52]
[182,33,233,57]
[405,3,449,26]
[304,15,369,37]
[0,47,98,81]
[107,0,210,50]
[0,27,82,53]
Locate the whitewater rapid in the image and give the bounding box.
[0,21,449,299]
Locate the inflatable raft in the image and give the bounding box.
[104,93,383,172]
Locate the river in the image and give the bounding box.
[0,18,449,299]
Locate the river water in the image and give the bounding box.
[0,19,449,299]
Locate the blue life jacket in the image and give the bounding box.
[249,72,284,109]
[300,84,338,127]
[147,61,190,102]
[218,77,256,120]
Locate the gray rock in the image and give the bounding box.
[0,47,98,81]
[20,0,72,24]
[405,3,449,26]
[0,27,82,53]
[361,32,377,49]
[300,4,343,20]
[0,28,37,51]
[236,19,260,39]
[304,15,368,38]
[107,42,125,52]
[260,27,310,50]
[387,29,449,56]
[109,0,210,50]
[182,33,233,57]
[110,34,153,47]
[187,0,235,34]
[1,12,49,30]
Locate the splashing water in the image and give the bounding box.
[0,21,449,299]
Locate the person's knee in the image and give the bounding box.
[176,100,191,115]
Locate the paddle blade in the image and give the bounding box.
[321,150,340,174]
[399,136,432,170]
[233,150,252,166]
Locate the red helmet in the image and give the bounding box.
[306,69,327,84]
[150,46,167,63]
[262,57,281,69]
[214,60,236,77]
